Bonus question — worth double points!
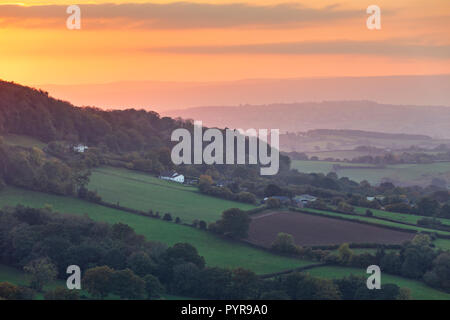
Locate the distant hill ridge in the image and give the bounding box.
[306,129,432,141]
[40,74,450,110]
[165,101,450,138]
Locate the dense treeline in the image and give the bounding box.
[286,147,450,165]
[306,129,432,141]
[0,81,185,151]
[324,238,450,292]
[3,80,446,205]
[270,233,450,294]
[0,206,410,300]
[0,140,87,196]
[349,151,450,165]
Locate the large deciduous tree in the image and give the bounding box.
[23,257,58,292]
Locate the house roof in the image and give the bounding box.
[294,194,317,202]
[160,171,183,178]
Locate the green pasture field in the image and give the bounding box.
[353,207,450,227]
[291,160,450,185]
[88,167,255,223]
[433,238,450,250]
[0,186,312,275]
[305,265,450,300]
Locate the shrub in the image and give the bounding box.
[44,287,80,300]
[337,243,353,265]
[144,274,165,299]
[385,203,414,214]
[307,200,328,210]
[337,201,354,213]
[237,192,257,204]
[271,233,299,255]
[212,208,251,239]
[198,220,207,230]
[267,197,281,208]
[417,217,442,227]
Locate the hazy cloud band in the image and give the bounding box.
[145,40,450,58]
[0,2,363,29]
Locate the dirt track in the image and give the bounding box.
[248,211,415,247]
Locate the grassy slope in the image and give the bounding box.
[306,265,450,300]
[88,167,255,223]
[353,206,450,226]
[0,186,311,274]
[433,238,450,250]
[1,187,447,300]
[291,160,450,184]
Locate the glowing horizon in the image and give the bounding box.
[1,0,449,86]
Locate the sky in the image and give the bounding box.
[0,0,449,86]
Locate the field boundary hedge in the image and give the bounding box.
[259,263,327,279]
[310,243,402,251]
[244,205,270,215]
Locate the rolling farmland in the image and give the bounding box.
[0,186,311,274]
[291,160,450,186]
[88,167,256,223]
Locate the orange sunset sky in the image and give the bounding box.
[0,0,449,88]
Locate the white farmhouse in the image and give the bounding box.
[73,144,88,153]
[159,171,185,184]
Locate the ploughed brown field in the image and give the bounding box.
[248,211,415,247]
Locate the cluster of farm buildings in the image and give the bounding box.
[158,171,318,208]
